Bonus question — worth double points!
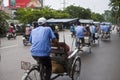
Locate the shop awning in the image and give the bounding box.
[79,19,94,24]
[47,18,78,23]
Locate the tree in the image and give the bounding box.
[15,7,70,24]
[0,1,10,36]
[109,0,120,24]
[64,5,104,22]
[91,12,104,22]
[64,5,91,19]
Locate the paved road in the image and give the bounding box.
[0,29,120,80]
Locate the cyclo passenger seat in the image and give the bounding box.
[50,42,68,73]
[50,42,68,62]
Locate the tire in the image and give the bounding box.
[101,35,103,40]
[23,40,27,46]
[97,39,100,46]
[7,37,10,40]
[89,46,92,54]
[109,34,111,40]
[71,56,81,80]
[14,35,16,39]
[22,68,40,80]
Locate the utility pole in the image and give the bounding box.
[39,0,43,8]
[63,0,66,10]
[0,0,4,10]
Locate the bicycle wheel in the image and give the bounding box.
[71,56,81,80]
[97,38,100,46]
[22,68,40,80]
[23,40,27,46]
[89,46,92,54]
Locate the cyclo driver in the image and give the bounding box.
[75,22,87,48]
[29,17,58,80]
[100,23,111,38]
[24,24,31,41]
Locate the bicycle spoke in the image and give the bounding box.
[73,60,80,80]
[25,69,40,80]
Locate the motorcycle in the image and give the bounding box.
[22,35,30,46]
[6,32,16,40]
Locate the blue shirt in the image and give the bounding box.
[29,26,56,57]
[100,25,110,32]
[75,26,87,38]
[70,26,75,32]
[90,25,96,33]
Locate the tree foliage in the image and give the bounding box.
[0,10,10,37]
[15,7,70,24]
[64,5,91,19]
[109,0,120,24]
[15,5,104,24]
[0,2,106,36]
[64,5,104,21]
[91,12,104,22]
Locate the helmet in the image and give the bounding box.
[10,23,14,26]
[37,17,47,25]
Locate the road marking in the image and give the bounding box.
[0,44,18,50]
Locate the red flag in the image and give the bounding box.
[8,0,42,9]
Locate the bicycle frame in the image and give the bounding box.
[68,49,79,59]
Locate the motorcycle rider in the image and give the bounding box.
[7,23,16,38]
[70,24,75,37]
[24,24,32,41]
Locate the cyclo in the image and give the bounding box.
[100,22,112,40]
[21,42,81,80]
[21,18,81,80]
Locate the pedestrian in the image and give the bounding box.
[54,29,59,42]
[89,23,96,43]
[85,24,91,45]
[70,24,75,37]
[85,24,91,37]
[55,25,59,31]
